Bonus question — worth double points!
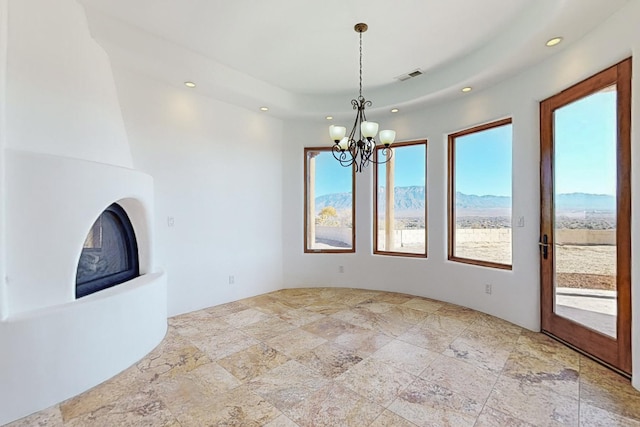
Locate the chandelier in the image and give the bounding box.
[329,23,396,173]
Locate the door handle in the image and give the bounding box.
[539,234,550,259]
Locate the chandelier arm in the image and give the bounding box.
[332,144,356,167]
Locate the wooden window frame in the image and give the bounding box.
[304,147,356,253]
[373,139,428,258]
[448,118,513,270]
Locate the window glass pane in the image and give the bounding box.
[553,85,617,337]
[451,121,512,267]
[375,141,427,256]
[305,148,354,252]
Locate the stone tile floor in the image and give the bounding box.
[6,287,640,426]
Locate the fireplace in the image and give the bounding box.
[76,203,139,298]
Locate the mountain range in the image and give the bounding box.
[315,186,615,213]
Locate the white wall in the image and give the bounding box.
[5,0,132,167]
[0,0,8,320]
[282,1,640,388]
[109,65,285,317]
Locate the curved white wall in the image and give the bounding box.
[0,1,167,424]
[281,1,640,389]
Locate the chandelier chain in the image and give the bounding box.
[359,31,363,99]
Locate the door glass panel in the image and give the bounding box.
[553,84,617,338]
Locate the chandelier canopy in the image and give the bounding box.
[330,23,396,173]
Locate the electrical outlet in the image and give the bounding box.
[517,216,525,227]
[229,275,235,285]
[338,265,344,273]
[485,284,492,295]
[167,216,175,227]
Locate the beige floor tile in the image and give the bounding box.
[304,301,352,315]
[284,383,383,427]
[401,297,445,313]
[579,402,640,427]
[266,328,327,358]
[501,351,579,398]
[4,406,64,427]
[333,329,393,355]
[420,354,498,403]
[166,384,280,426]
[370,339,439,376]
[301,316,367,340]
[151,362,241,404]
[66,388,178,427]
[263,414,300,427]
[353,299,396,314]
[239,316,298,341]
[190,328,259,360]
[474,406,535,427]
[204,300,247,318]
[369,409,418,427]
[487,375,579,426]
[336,357,416,406]
[222,307,273,328]
[60,364,147,422]
[417,313,469,335]
[296,342,364,378]
[248,360,329,411]
[218,343,289,382]
[136,332,212,381]
[370,292,416,305]
[579,357,640,420]
[396,324,460,353]
[435,303,482,323]
[388,378,482,427]
[443,334,513,373]
[274,307,326,327]
[515,331,581,369]
[383,305,432,325]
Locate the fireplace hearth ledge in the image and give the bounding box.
[0,271,167,426]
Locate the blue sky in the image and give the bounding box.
[554,88,616,196]
[316,88,616,197]
[455,124,512,197]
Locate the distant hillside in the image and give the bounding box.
[315,187,615,214]
[556,192,615,212]
[315,192,353,211]
[455,192,510,209]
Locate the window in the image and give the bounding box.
[76,203,139,298]
[374,140,427,257]
[304,147,355,253]
[448,119,512,269]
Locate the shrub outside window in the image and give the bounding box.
[304,147,355,253]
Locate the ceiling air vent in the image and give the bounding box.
[395,68,424,82]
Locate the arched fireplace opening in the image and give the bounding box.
[76,203,139,298]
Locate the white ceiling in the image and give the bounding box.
[79,0,629,118]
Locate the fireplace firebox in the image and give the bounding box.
[75,203,139,298]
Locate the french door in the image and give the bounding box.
[540,58,632,374]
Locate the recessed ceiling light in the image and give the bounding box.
[326,116,333,120]
[260,107,269,111]
[546,37,563,47]
[390,108,399,113]
[462,87,472,93]
[184,81,196,88]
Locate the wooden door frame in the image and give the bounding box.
[540,58,632,374]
